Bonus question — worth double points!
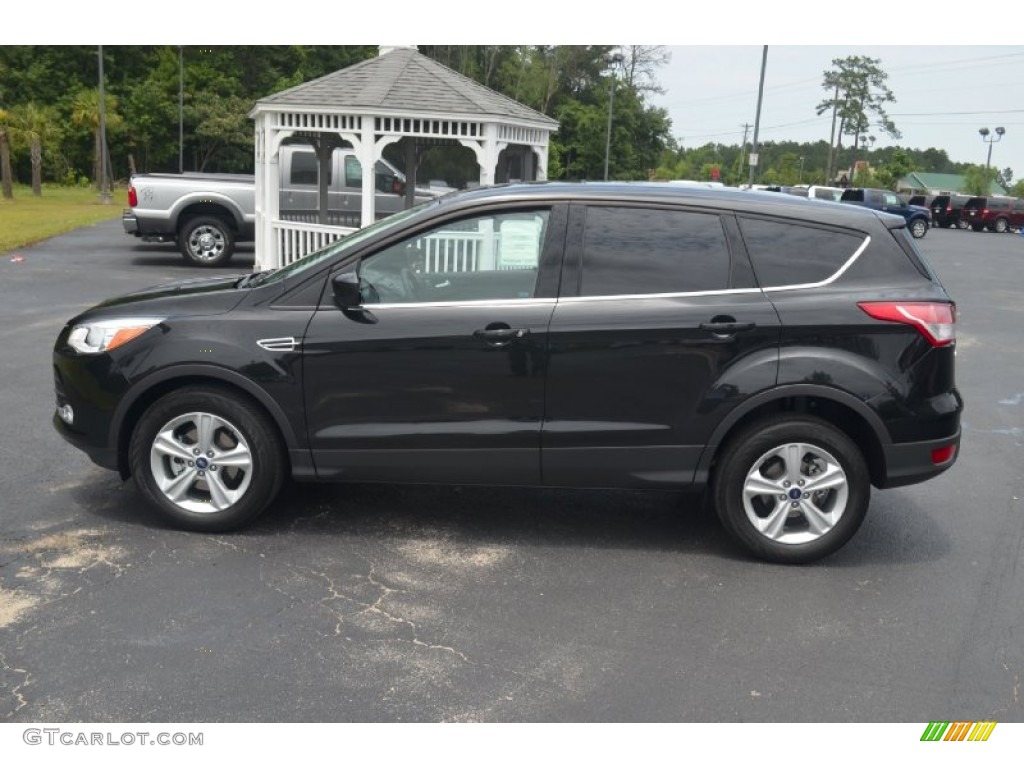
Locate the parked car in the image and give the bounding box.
[959,196,1024,233]
[839,188,931,238]
[806,185,846,202]
[54,183,962,564]
[123,145,440,266]
[908,194,937,209]
[930,194,971,229]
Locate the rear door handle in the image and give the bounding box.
[474,327,530,347]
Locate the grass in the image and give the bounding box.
[0,184,126,253]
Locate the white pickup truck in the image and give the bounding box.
[123,145,441,266]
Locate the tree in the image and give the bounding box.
[0,111,12,199]
[1012,180,1024,198]
[7,103,61,195]
[873,148,916,191]
[962,164,999,196]
[71,88,123,187]
[618,45,671,94]
[817,56,900,179]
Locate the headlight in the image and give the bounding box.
[67,317,165,355]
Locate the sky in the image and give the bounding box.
[650,46,1024,181]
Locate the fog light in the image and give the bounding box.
[57,404,74,425]
[931,444,956,464]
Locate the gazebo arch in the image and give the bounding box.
[249,46,558,271]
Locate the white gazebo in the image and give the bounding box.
[249,46,559,271]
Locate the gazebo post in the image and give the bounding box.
[403,138,417,210]
[358,120,377,228]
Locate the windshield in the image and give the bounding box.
[252,199,439,286]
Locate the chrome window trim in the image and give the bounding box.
[357,234,870,309]
[364,298,557,310]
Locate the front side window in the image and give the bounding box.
[580,206,730,296]
[289,151,331,186]
[359,209,549,304]
[884,192,901,206]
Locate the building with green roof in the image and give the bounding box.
[897,172,1007,196]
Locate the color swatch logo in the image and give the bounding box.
[921,721,997,741]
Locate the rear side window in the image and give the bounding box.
[580,206,730,296]
[738,217,864,287]
[963,197,985,210]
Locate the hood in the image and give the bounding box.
[75,273,250,322]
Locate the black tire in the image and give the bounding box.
[178,215,235,267]
[129,386,286,531]
[994,218,1009,234]
[910,218,928,239]
[712,415,870,564]
[971,223,984,232]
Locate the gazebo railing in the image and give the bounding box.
[272,220,355,267]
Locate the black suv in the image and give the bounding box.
[839,187,931,238]
[930,194,971,228]
[52,183,962,563]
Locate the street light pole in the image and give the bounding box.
[979,126,1005,171]
[603,53,624,181]
[97,45,111,204]
[179,46,184,174]
[798,156,805,184]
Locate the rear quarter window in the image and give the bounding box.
[737,217,865,286]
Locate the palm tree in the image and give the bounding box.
[8,103,61,196]
[71,89,122,189]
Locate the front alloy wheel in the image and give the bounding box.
[713,416,869,563]
[130,387,284,531]
[910,219,928,238]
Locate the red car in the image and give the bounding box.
[960,196,1024,233]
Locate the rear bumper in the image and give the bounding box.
[122,209,139,234]
[878,429,961,489]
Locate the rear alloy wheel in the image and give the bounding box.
[910,218,928,239]
[129,387,285,531]
[713,416,870,564]
[179,216,235,267]
[994,218,1009,234]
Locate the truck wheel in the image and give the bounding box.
[994,218,1009,234]
[910,219,928,238]
[179,216,235,267]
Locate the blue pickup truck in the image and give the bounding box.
[839,188,931,238]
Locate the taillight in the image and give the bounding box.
[128,185,138,207]
[982,208,989,216]
[858,301,956,347]
[946,205,952,213]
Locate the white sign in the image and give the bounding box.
[498,218,542,268]
[748,153,759,166]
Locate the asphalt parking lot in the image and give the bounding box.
[0,220,1021,723]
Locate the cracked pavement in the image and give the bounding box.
[0,221,1021,722]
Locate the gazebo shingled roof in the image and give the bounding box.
[257,48,557,127]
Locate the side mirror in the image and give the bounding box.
[332,270,362,309]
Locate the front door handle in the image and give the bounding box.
[474,327,530,347]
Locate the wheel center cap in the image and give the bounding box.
[789,488,802,500]
[196,457,210,470]
[199,234,215,249]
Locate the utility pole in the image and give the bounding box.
[825,83,839,184]
[98,45,111,204]
[747,46,768,187]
